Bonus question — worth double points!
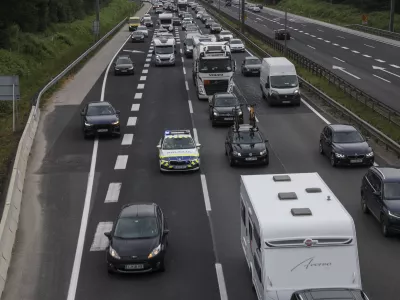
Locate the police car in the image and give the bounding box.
[157,130,201,172]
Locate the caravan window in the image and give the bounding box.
[240,201,246,225]
[254,227,261,249]
[248,220,253,242]
[253,254,263,284]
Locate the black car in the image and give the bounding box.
[225,124,269,166]
[155,7,163,14]
[210,23,222,33]
[105,203,169,273]
[209,92,243,126]
[225,1,232,6]
[181,20,193,30]
[81,101,121,138]
[143,18,153,27]
[205,18,214,28]
[319,124,374,167]
[131,31,145,42]
[275,29,291,40]
[183,38,194,57]
[113,55,135,75]
[172,17,181,26]
[291,288,369,300]
[361,166,400,237]
[186,24,198,32]
[203,16,213,24]
[241,56,261,76]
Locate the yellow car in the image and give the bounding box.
[128,17,140,31]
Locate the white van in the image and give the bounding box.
[260,57,301,106]
[240,173,363,300]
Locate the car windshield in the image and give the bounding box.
[246,58,261,65]
[87,104,115,116]
[114,217,159,239]
[332,130,365,143]
[133,31,143,36]
[230,40,242,44]
[163,136,196,149]
[116,58,132,64]
[215,96,239,106]
[221,31,230,35]
[270,75,298,89]
[144,17,152,22]
[155,45,173,54]
[137,26,146,30]
[232,131,263,143]
[160,19,171,24]
[199,59,232,72]
[212,24,220,27]
[384,183,400,200]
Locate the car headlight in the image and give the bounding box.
[156,55,161,60]
[112,120,119,125]
[115,68,120,70]
[294,89,299,94]
[148,244,161,258]
[335,153,345,158]
[198,84,205,94]
[233,151,241,157]
[271,91,279,97]
[170,55,175,61]
[388,210,400,218]
[260,149,267,155]
[237,110,243,115]
[84,122,92,126]
[366,151,374,157]
[213,109,219,116]
[128,66,134,70]
[109,246,120,259]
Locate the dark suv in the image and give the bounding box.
[361,166,400,237]
[291,288,369,300]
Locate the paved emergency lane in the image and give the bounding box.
[74,15,220,300]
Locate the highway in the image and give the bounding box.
[211,1,400,112]
[2,4,400,300]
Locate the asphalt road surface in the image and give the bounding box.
[3,6,400,300]
[211,1,400,112]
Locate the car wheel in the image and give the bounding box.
[381,216,390,237]
[209,110,212,120]
[361,194,369,214]
[319,141,324,155]
[330,153,336,167]
[228,154,235,166]
[264,156,269,166]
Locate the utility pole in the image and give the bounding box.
[95,0,100,41]
[241,0,245,33]
[389,0,395,32]
[284,10,287,55]
[218,0,220,12]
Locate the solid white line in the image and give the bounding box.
[307,45,315,50]
[373,74,391,83]
[134,93,142,100]
[144,63,150,68]
[245,49,253,56]
[337,36,345,39]
[215,263,228,300]
[193,128,199,144]
[140,76,147,81]
[301,98,331,125]
[142,69,149,74]
[185,81,189,91]
[127,116,137,126]
[364,44,375,48]
[131,103,140,111]
[115,155,128,170]
[89,222,113,251]
[375,59,385,63]
[66,30,132,300]
[137,83,145,89]
[200,175,212,212]
[121,134,134,145]
[363,54,371,58]
[351,50,360,53]
[188,100,193,113]
[333,57,345,63]
[183,67,186,74]
[105,183,122,203]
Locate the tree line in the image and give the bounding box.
[0,0,113,49]
[332,0,400,13]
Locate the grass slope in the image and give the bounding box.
[0,0,139,197]
[264,0,400,31]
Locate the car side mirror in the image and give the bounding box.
[163,229,170,235]
[116,110,120,114]
[265,82,270,88]
[157,145,161,149]
[196,143,201,148]
[265,139,268,143]
[174,50,177,54]
[80,110,85,116]
[104,232,111,239]
[209,103,213,107]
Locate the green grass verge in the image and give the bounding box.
[261,0,400,31]
[0,0,140,196]
[211,10,400,142]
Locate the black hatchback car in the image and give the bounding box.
[241,56,261,76]
[113,55,135,75]
[209,92,243,126]
[81,101,120,138]
[319,124,374,167]
[225,124,269,166]
[361,166,400,237]
[131,31,145,42]
[105,203,169,273]
[275,29,291,40]
[291,288,370,300]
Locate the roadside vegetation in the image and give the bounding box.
[0,0,139,198]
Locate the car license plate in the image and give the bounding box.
[282,100,290,104]
[350,159,363,163]
[252,71,258,73]
[174,165,187,169]
[245,157,257,161]
[224,117,233,120]
[125,264,144,270]
[97,129,108,132]
[121,70,127,72]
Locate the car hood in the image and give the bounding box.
[111,236,159,257]
[233,143,265,154]
[86,115,118,124]
[214,106,240,114]
[132,34,144,38]
[116,63,133,68]
[137,29,148,33]
[333,142,371,155]
[156,53,173,59]
[244,64,261,69]
[230,44,244,48]
[160,148,199,160]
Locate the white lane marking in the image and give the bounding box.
[363,54,371,58]
[294,28,298,31]
[317,29,324,32]
[146,58,151,62]
[180,49,183,54]
[137,83,145,89]
[66,29,133,300]
[304,32,309,35]
[245,49,254,56]
[333,43,339,46]
[148,50,152,53]
[373,74,391,83]
[183,67,186,74]
[127,117,137,126]
[134,93,142,100]
[333,57,345,63]
[307,45,315,50]
[185,81,189,91]
[299,30,303,33]
[149,47,154,50]
[188,100,193,113]
[325,40,330,43]
[375,59,385,63]
[351,50,360,53]
[341,46,349,49]
[193,128,199,144]
[140,76,147,81]
[105,183,122,203]
[121,134,134,145]
[301,24,306,26]
[115,155,128,170]
[181,57,184,63]
[147,54,152,57]
[142,69,148,74]
[337,36,345,39]
[291,37,295,40]
[177,42,180,44]
[131,104,140,111]
[89,222,113,251]
[144,63,150,68]
[390,64,400,68]
[215,263,228,300]
[200,175,212,212]
[364,44,375,48]
[317,37,322,40]
[311,35,316,37]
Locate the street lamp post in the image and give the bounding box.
[389,0,395,32]
[284,9,287,56]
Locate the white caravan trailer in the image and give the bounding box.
[240,173,362,300]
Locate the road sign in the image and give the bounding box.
[362,14,368,25]
[0,75,20,101]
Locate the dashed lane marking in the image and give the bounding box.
[140,76,147,81]
[373,74,391,83]
[333,43,339,46]
[325,40,330,43]
[121,134,134,145]
[333,57,345,63]
[351,50,360,53]
[181,57,184,63]
[193,128,199,144]
[363,54,371,58]
[337,36,346,39]
[144,63,150,67]
[390,64,400,68]
[89,222,113,251]
[105,183,121,203]
[137,83,145,89]
[341,46,349,49]
[127,116,137,126]
[307,45,315,50]
[188,100,193,113]
[215,263,228,300]
[131,104,140,111]
[364,44,375,48]
[134,93,142,100]
[317,29,324,32]
[147,54,152,57]
[317,37,322,40]
[185,81,189,91]
[180,49,183,54]
[200,175,212,212]
[183,67,186,74]
[142,69,149,74]
[146,58,151,62]
[375,59,385,63]
[114,155,128,170]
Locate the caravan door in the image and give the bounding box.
[248,217,264,300]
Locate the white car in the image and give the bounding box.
[218,30,234,41]
[229,38,245,52]
[249,5,260,12]
[143,13,151,18]
[197,11,205,19]
[136,26,149,37]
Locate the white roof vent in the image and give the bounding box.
[278,192,297,200]
[273,175,291,182]
[291,208,312,216]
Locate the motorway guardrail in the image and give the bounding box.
[200,1,400,158]
[345,24,400,41]
[200,1,400,131]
